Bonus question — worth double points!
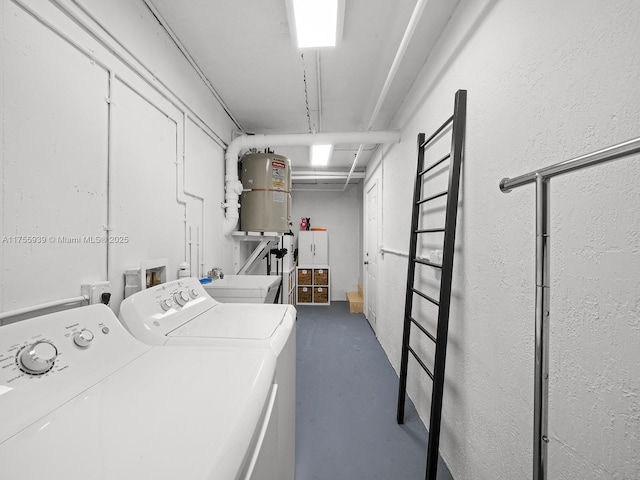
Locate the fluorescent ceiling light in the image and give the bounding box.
[311,144,333,166]
[291,0,338,48]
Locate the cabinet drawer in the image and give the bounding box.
[313,287,329,303]
[313,269,328,286]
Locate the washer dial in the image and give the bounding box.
[173,290,189,307]
[73,329,94,348]
[18,341,58,375]
[160,298,173,311]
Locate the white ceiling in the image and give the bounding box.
[146,0,459,183]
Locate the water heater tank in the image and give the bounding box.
[240,152,292,233]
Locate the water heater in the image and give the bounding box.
[240,152,292,232]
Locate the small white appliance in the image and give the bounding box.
[119,277,296,480]
[203,274,281,303]
[0,304,278,479]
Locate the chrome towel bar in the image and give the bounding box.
[499,135,640,480]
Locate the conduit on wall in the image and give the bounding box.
[179,112,207,277]
[14,0,227,281]
[223,130,401,233]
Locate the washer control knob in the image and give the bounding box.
[189,288,199,299]
[173,290,189,307]
[160,298,173,311]
[73,329,94,348]
[18,341,58,375]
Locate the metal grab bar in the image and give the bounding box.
[379,247,432,264]
[499,135,640,480]
[0,295,89,321]
[379,246,409,258]
[500,136,640,192]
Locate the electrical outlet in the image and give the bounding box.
[81,281,112,305]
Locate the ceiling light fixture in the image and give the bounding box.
[287,0,345,49]
[311,144,333,166]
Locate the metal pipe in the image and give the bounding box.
[343,0,427,193]
[379,246,409,258]
[534,175,551,480]
[293,171,366,178]
[291,187,346,192]
[316,51,323,133]
[501,136,640,480]
[178,111,207,275]
[367,0,428,127]
[342,144,364,191]
[500,136,640,192]
[106,69,115,280]
[140,0,243,132]
[0,296,89,321]
[50,0,228,149]
[293,174,365,181]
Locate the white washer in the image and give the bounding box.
[118,277,297,480]
[0,304,278,479]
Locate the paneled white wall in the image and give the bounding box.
[368,0,640,478]
[0,0,234,318]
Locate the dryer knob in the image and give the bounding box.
[174,290,189,307]
[73,329,94,348]
[18,341,58,375]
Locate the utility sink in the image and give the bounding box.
[202,275,280,303]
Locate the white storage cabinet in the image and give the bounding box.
[296,230,330,305]
[298,231,328,265]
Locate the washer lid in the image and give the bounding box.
[169,303,289,340]
[0,346,276,480]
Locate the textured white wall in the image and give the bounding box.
[369,0,640,478]
[292,184,363,301]
[0,0,234,317]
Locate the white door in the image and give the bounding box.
[365,180,379,331]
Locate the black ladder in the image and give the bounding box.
[396,89,467,480]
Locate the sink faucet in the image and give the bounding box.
[207,267,224,279]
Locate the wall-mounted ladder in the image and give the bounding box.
[396,89,467,480]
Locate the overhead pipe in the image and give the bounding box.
[367,0,427,126]
[342,144,365,191]
[316,51,323,132]
[141,0,244,132]
[293,171,366,179]
[343,0,428,190]
[223,130,401,233]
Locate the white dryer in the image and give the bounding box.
[118,277,297,480]
[0,304,278,479]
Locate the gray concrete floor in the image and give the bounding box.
[295,301,454,480]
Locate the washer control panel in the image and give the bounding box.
[156,284,200,313]
[119,278,216,345]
